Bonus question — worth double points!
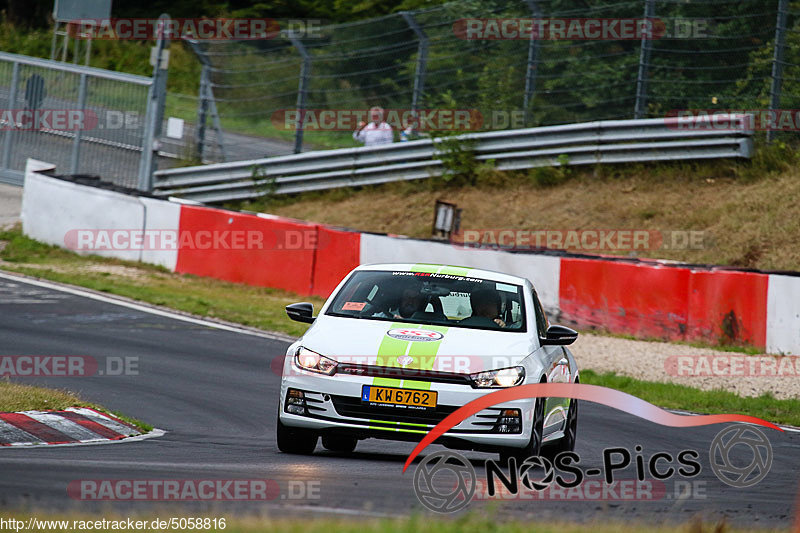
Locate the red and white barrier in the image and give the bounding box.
[0,408,140,446]
[767,274,800,354]
[19,162,800,354]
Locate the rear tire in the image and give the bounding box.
[322,433,358,453]
[499,396,544,464]
[276,416,318,455]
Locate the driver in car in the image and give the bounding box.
[371,287,426,319]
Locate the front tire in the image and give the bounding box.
[499,396,544,464]
[276,416,318,455]
[322,433,358,453]
[543,396,578,460]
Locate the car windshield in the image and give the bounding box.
[325,270,526,331]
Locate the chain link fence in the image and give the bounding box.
[0,52,157,188]
[2,1,797,188]
[172,0,798,164]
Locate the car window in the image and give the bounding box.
[326,270,526,332]
[531,289,549,338]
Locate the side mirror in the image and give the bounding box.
[286,302,315,324]
[540,324,578,346]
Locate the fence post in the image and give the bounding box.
[401,11,428,132]
[1,61,19,171]
[69,72,88,174]
[289,33,311,154]
[523,0,542,127]
[768,0,789,142]
[196,64,210,160]
[634,0,655,119]
[187,40,226,163]
[138,14,170,192]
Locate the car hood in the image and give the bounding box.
[300,316,534,372]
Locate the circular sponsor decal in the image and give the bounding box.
[386,328,443,342]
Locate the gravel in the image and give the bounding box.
[573,332,799,400]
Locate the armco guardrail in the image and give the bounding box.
[152,115,754,203]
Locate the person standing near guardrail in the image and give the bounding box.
[353,106,393,146]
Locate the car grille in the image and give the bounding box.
[330,395,459,425]
[336,364,473,385]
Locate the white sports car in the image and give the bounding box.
[277,263,579,461]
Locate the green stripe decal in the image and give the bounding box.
[374,322,409,387]
[367,424,429,435]
[404,324,448,390]
[410,264,440,273]
[366,265,468,432]
[372,323,449,419]
[410,264,472,277]
[438,266,470,276]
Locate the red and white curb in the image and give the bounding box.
[0,407,161,447]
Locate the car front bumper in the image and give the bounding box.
[279,363,541,450]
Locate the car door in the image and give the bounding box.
[531,289,571,436]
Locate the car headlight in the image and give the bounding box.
[295,347,338,375]
[470,366,525,388]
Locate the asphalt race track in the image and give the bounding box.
[0,272,797,527]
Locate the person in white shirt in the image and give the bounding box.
[353,106,394,146]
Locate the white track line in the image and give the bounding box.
[0,428,165,449]
[0,270,295,342]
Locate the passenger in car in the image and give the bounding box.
[462,289,506,328]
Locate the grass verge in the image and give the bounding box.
[0,380,152,431]
[0,226,325,338]
[0,512,788,533]
[581,369,800,427]
[0,226,796,427]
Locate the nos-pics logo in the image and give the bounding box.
[412,424,773,513]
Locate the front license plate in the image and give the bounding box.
[361,385,437,409]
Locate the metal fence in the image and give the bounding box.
[153,114,754,204]
[0,31,169,189]
[170,0,798,164]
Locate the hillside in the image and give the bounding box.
[239,145,800,272]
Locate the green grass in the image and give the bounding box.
[0,512,788,533]
[1,226,797,427]
[581,369,800,427]
[0,226,324,338]
[0,380,152,431]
